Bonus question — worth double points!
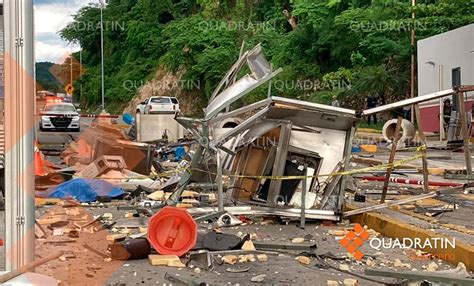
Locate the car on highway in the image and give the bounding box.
[136,96,180,115]
[40,102,81,132]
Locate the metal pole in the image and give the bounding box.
[216,149,224,211]
[300,164,307,229]
[410,0,416,123]
[4,0,36,270]
[380,117,403,203]
[100,1,105,110]
[80,49,83,100]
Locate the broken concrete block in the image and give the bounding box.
[251,274,266,282]
[148,255,185,268]
[241,240,256,251]
[222,255,238,265]
[246,254,256,262]
[427,261,439,272]
[328,230,346,236]
[291,237,305,244]
[365,257,375,267]
[343,278,359,286]
[339,264,350,271]
[194,268,201,274]
[296,256,311,265]
[394,259,403,267]
[257,254,268,262]
[238,255,248,263]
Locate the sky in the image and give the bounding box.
[35,0,91,63]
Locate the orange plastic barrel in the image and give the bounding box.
[147,206,197,257]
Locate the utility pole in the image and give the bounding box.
[410,0,416,123]
[80,48,83,100]
[100,0,105,111]
[4,0,36,270]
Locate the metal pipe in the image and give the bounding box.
[4,0,36,270]
[360,176,462,187]
[216,149,224,211]
[99,0,105,110]
[300,164,307,229]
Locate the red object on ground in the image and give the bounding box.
[147,206,197,257]
[360,176,463,187]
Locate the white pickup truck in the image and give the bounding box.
[136,96,180,115]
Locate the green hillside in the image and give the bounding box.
[59,0,474,114]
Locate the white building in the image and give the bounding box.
[417,24,474,133]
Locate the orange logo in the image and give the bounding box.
[339,223,369,260]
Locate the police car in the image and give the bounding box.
[40,102,81,132]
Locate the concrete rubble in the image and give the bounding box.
[30,45,474,285]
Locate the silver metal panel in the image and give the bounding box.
[266,107,356,131]
[213,107,270,147]
[271,96,357,116]
[208,98,271,125]
[362,88,455,115]
[239,120,281,147]
[209,50,249,102]
[205,69,282,120]
[187,206,339,221]
[267,122,292,206]
[4,0,36,270]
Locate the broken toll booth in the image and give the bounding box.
[169,44,357,220]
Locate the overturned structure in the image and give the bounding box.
[170,44,474,222]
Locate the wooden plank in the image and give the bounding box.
[456,92,472,175]
[414,104,430,193]
[380,117,403,203]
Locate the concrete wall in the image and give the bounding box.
[136,114,185,142]
[417,24,474,132]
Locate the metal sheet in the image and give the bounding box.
[208,98,271,125]
[362,88,455,115]
[187,206,339,221]
[205,69,281,120]
[267,123,292,206]
[266,107,356,131]
[213,107,270,147]
[239,120,281,147]
[271,96,357,116]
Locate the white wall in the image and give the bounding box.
[417,24,474,107]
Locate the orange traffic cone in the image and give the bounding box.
[34,141,47,176]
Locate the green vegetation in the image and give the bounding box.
[35,62,62,92]
[59,0,474,115]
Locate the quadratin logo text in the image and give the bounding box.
[339,224,456,261]
[339,223,369,260]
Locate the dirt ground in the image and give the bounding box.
[32,204,471,286]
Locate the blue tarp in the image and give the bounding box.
[36,178,125,202]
